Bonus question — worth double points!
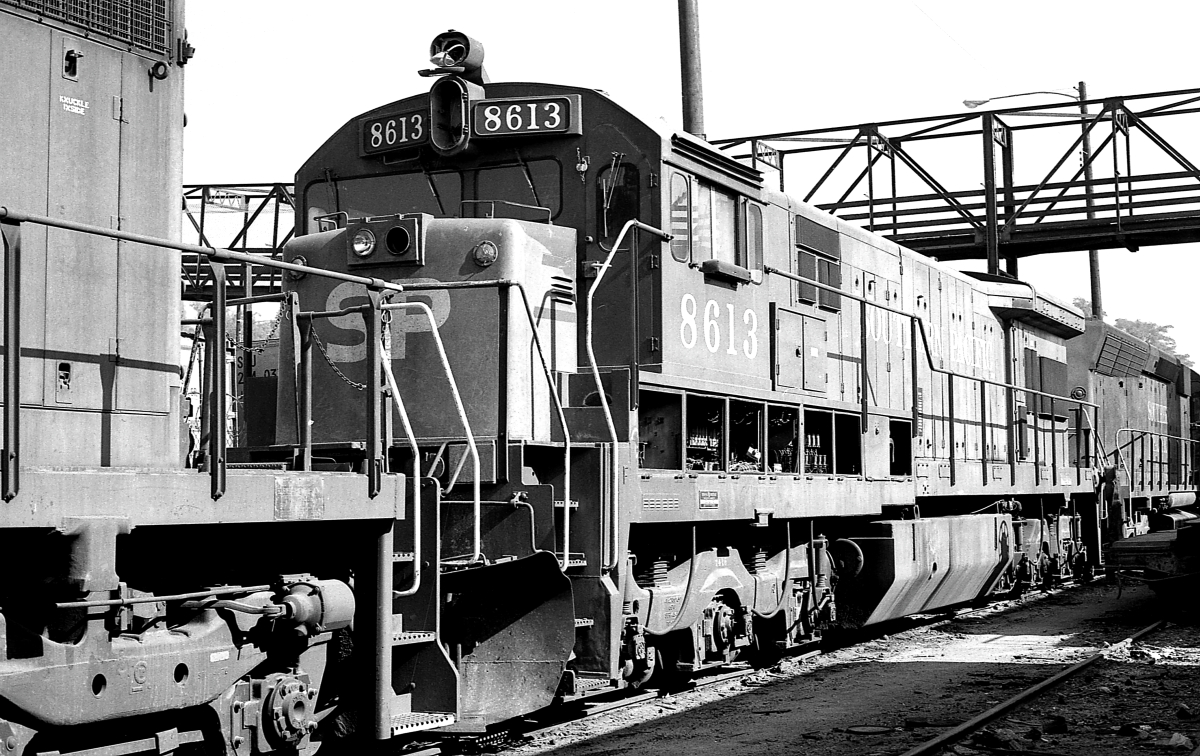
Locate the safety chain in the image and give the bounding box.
[310,325,366,391]
[225,299,292,354]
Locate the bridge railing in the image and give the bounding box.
[714,87,1200,273]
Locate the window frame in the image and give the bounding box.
[667,170,766,280]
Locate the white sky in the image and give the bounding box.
[182,0,1200,358]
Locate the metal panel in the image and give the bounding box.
[772,305,802,390]
[114,52,181,416]
[0,18,50,406]
[43,33,122,417]
[802,314,827,392]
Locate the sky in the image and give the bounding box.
[181,0,1200,359]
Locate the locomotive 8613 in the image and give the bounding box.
[249,31,1186,740]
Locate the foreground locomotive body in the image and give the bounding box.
[0,5,423,754]
[271,35,1107,733]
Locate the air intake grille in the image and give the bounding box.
[1095,331,1150,377]
[3,0,172,55]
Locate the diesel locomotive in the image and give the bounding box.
[0,3,430,755]
[253,31,1175,739]
[1,6,1197,755]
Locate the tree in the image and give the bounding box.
[1072,297,1096,318]
[1114,318,1193,367]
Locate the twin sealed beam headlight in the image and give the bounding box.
[344,214,428,268]
[351,229,376,257]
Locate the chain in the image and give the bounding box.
[225,299,291,354]
[310,324,366,391]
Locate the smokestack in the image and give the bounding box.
[678,0,705,139]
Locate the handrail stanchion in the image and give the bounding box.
[364,293,383,499]
[1050,397,1058,486]
[948,375,956,486]
[585,220,672,572]
[1,221,20,501]
[297,316,313,471]
[859,298,868,432]
[980,379,988,485]
[206,259,228,500]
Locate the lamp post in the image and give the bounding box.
[965,83,1101,320]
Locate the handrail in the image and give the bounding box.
[585,220,673,571]
[763,266,1097,408]
[392,279,575,570]
[0,207,406,293]
[1113,427,1199,493]
[381,301,482,563]
[763,265,1096,486]
[379,324,422,597]
[0,207,406,501]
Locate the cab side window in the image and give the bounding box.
[669,171,764,276]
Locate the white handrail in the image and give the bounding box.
[584,220,672,571]
[379,323,423,597]
[382,301,482,563]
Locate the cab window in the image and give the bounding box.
[669,171,764,275]
[596,162,640,247]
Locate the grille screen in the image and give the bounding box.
[1095,331,1150,377]
[2,0,172,55]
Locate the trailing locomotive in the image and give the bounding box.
[254,31,1130,739]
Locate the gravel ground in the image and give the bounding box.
[499,581,1200,756]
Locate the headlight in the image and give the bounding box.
[351,229,376,257]
[472,240,499,267]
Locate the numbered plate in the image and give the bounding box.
[361,109,428,156]
[471,95,582,138]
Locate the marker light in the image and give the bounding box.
[351,228,376,257]
[472,240,499,267]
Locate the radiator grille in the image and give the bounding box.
[3,0,172,55]
[1095,331,1149,377]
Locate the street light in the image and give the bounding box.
[963,90,1077,109]
[963,82,1102,320]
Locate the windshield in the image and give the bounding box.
[306,159,562,232]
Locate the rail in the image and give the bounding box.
[586,220,673,572]
[392,280,574,570]
[0,206,403,501]
[378,316,423,596]
[1113,427,1198,493]
[763,265,1098,487]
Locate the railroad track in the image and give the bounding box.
[400,583,1084,756]
[897,620,1168,756]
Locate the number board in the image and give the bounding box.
[471,95,582,138]
[361,109,428,156]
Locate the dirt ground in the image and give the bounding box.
[501,581,1200,756]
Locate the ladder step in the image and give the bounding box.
[393,630,437,646]
[390,712,455,736]
[393,552,415,563]
[574,617,594,628]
